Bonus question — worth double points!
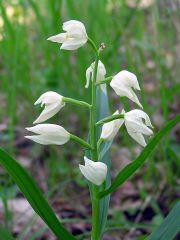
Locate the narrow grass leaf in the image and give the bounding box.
[0,225,15,240]
[146,201,180,240]
[98,115,180,198]
[0,148,76,240]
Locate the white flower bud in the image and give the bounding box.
[33,91,64,124]
[100,110,124,140]
[47,20,88,50]
[110,70,142,108]
[25,124,70,145]
[79,157,107,186]
[123,109,153,147]
[85,60,106,91]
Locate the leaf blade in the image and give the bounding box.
[0,148,76,240]
[146,201,180,240]
[96,86,111,235]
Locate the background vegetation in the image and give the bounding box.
[0,0,179,239]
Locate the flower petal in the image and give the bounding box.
[79,157,107,186]
[47,33,67,43]
[125,120,153,136]
[33,103,63,124]
[26,124,69,137]
[126,109,153,128]
[100,110,124,140]
[25,134,69,145]
[125,127,147,147]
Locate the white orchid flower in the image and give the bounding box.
[100,110,124,141]
[47,20,88,50]
[85,60,106,91]
[79,156,107,186]
[122,109,153,147]
[110,70,143,108]
[25,124,70,145]
[33,91,64,124]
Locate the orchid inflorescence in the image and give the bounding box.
[25,20,153,239]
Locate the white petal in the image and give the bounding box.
[26,124,69,137]
[47,33,67,43]
[33,92,64,123]
[63,20,85,32]
[33,103,63,124]
[125,127,147,147]
[85,60,106,89]
[25,133,69,145]
[118,70,140,90]
[63,20,87,39]
[84,157,107,174]
[125,120,153,136]
[128,89,143,108]
[110,70,142,107]
[79,164,97,184]
[100,110,124,140]
[126,109,153,128]
[110,80,133,98]
[85,66,92,88]
[96,60,106,81]
[34,91,62,105]
[80,157,107,186]
[60,39,86,50]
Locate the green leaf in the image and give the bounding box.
[96,86,111,235]
[146,201,180,240]
[0,148,76,240]
[0,225,15,240]
[98,115,180,199]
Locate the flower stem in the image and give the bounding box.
[95,76,114,86]
[70,134,92,150]
[63,97,91,109]
[96,114,124,126]
[88,38,98,54]
[90,49,100,239]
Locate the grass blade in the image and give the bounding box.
[0,225,15,240]
[98,115,180,199]
[146,201,180,240]
[0,148,76,240]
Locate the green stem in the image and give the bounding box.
[95,76,114,86]
[2,197,10,230]
[88,38,98,54]
[96,114,124,126]
[90,49,100,240]
[70,134,92,150]
[63,97,91,109]
[97,138,104,151]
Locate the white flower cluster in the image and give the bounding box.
[100,69,153,147]
[25,20,153,186]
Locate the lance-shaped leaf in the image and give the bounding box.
[98,115,180,199]
[146,201,180,240]
[0,148,76,240]
[96,86,112,236]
